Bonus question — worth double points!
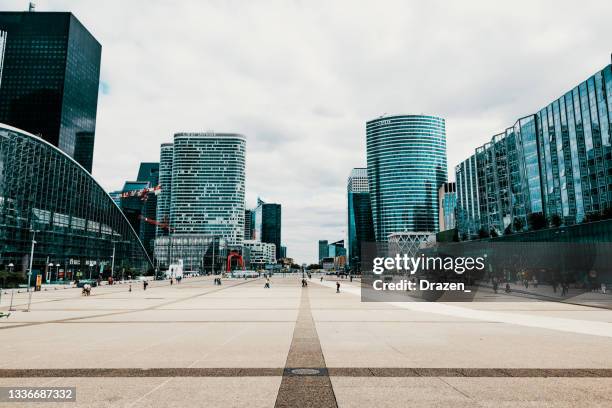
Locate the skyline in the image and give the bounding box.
[3,0,611,263]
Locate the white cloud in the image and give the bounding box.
[4,0,611,263]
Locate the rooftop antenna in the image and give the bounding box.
[28,2,36,12]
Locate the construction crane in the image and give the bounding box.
[138,215,175,232]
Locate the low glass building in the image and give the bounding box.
[0,124,152,280]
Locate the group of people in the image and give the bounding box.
[214,277,222,285]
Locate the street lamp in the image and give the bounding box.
[26,229,39,312]
[110,241,117,280]
[56,264,61,282]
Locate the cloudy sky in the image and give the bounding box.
[4,0,611,263]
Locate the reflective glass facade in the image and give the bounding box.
[0,12,101,172]
[366,115,447,241]
[155,143,173,237]
[456,59,612,239]
[347,168,374,267]
[0,124,152,276]
[254,199,281,260]
[455,155,480,239]
[438,182,457,231]
[166,133,245,246]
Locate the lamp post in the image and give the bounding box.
[110,241,116,280]
[56,264,61,283]
[48,263,54,283]
[26,229,39,312]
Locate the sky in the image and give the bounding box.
[3,0,612,263]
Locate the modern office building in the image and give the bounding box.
[159,132,246,246]
[455,155,480,239]
[244,209,255,240]
[253,198,281,260]
[347,168,375,268]
[328,240,346,258]
[280,245,287,259]
[0,11,101,172]
[117,162,159,258]
[155,143,174,237]
[154,235,224,273]
[0,124,151,278]
[318,240,328,263]
[366,115,448,241]
[438,182,457,231]
[455,57,612,239]
[242,240,276,269]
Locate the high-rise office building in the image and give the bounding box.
[366,115,448,241]
[318,240,329,263]
[455,57,612,239]
[156,143,174,237]
[438,182,457,231]
[165,132,246,246]
[347,168,375,268]
[0,11,101,172]
[244,209,255,240]
[254,198,281,260]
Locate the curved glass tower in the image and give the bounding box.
[0,123,152,276]
[366,115,447,241]
[169,132,246,246]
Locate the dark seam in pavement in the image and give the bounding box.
[274,284,339,408]
[0,278,260,331]
[1,368,611,378]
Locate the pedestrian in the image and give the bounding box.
[128,284,132,293]
[265,277,270,289]
[170,277,174,285]
[552,281,558,293]
[505,283,511,293]
[143,280,148,291]
[336,281,340,293]
[492,278,499,294]
[320,276,323,282]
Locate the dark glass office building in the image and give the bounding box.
[254,199,281,260]
[0,11,101,173]
[456,57,612,239]
[347,168,374,268]
[0,124,152,278]
[118,162,159,258]
[318,239,328,263]
[367,115,448,241]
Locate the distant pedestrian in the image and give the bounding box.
[320,276,323,282]
[143,280,148,291]
[265,278,270,289]
[336,281,340,293]
[128,284,132,292]
[505,283,511,293]
[492,278,499,294]
[170,277,174,285]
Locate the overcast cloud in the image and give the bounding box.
[4,0,611,263]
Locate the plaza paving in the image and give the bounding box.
[0,275,611,407]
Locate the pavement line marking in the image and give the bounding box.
[1,368,611,377]
[315,280,612,338]
[274,284,338,408]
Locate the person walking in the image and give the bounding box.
[264,277,270,289]
[128,284,132,293]
[336,281,340,293]
[320,276,323,283]
[143,280,148,291]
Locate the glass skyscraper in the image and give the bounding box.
[347,168,374,267]
[254,199,281,260]
[0,11,101,173]
[438,182,457,231]
[366,115,448,241]
[164,132,246,246]
[455,57,612,239]
[155,143,174,237]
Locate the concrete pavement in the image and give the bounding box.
[0,275,611,407]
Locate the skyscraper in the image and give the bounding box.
[254,198,281,260]
[0,11,101,172]
[156,143,174,236]
[318,240,328,263]
[347,168,374,268]
[366,115,448,241]
[167,132,246,246]
[244,209,255,240]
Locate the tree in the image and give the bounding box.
[306,264,320,270]
[527,212,547,230]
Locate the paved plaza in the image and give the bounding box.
[1,275,612,407]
